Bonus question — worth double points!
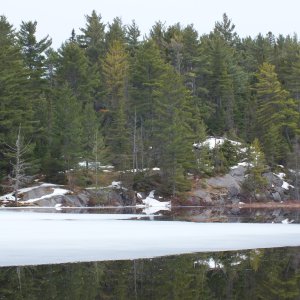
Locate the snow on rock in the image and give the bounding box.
[273,172,294,190]
[141,191,171,207]
[194,137,242,150]
[19,188,71,203]
[230,162,253,170]
[0,183,65,202]
[136,192,143,199]
[55,203,63,211]
[194,258,224,269]
[109,181,122,189]
[282,218,294,224]
[281,181,293,190]
[275,172,286,180]
[2,211,300,267]
[0,193,16,201]
[142,206,170,215]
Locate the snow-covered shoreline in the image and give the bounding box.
[1,212,300,267]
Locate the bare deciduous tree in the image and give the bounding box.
[6,125,31,203]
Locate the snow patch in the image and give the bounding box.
[230,162,253,170]
[110,181,121,188]
[281,181,294,190]
[142,206,170,215]
[19,188,71,203]
[0,183,63,201]
[282,218,294,224]
[152,167,160,171]
[275,172,286,180]
[194,137,242,150]
[141,191,171,208]
[194,258,224,269]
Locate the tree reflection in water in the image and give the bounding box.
[1,247,300,300]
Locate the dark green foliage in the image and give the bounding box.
[105,17,126,47]
[0,16,36,179]
[255,62,299,165]
[79,10,106,63]
[1,13,300,194]
[52,85,83,172]
[242,139,268,200]
[219,139,241,167]
[56,40,92,105]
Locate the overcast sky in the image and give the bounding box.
[2,0,300,49]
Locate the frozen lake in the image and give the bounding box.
[1,211,300,267]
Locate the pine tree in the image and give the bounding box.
[286,52,300,110]
[105,17,126,48]
[0,16,35,179]
[204,34,235,133]
[214,13,238,46]
[78,10,106,115]
[102,40,130,169]
[181,24,199,75]
[52,85,82,174]
[18,20,52,81]
[56,40,92,106]
[152,67,194,195]
[128,41,166,171]
[242,138,268,201]
[165,23,184,73]
[193,121,212,176]
[17,20,52,170]
[255,62,299,164]
[129,40,166,126]
[149,21,167,59]
[125,20,141,57]
[81,103,100,169]
[79,10,106,63]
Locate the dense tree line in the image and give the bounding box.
[1,12,300,195]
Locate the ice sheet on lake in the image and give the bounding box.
[1,212,300,267]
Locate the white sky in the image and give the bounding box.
[2,0,300,49]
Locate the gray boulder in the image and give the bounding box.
[230,165,246,182]
[263,172,283,188]
[271,192,282,202]
[207,174,241,192]
[21,186,55,201]
[193,189,212,203]
[31,193,90,207]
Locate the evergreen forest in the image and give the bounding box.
[1,12,300,196]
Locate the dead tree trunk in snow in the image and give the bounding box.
[6,125,30,204]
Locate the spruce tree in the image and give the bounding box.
[152,67,194,195]
[242,139,268,201]
[56,40,92,106]
[125,20,141,57]
[52,85,82,174]
[18,20,52,81]
[127,41,167,171]
[102,40,130,169]
[105,17,126,48]
[0,16,35,179]
[255,62,299,164]
[17,20,52,169]
[79,10,106,63]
